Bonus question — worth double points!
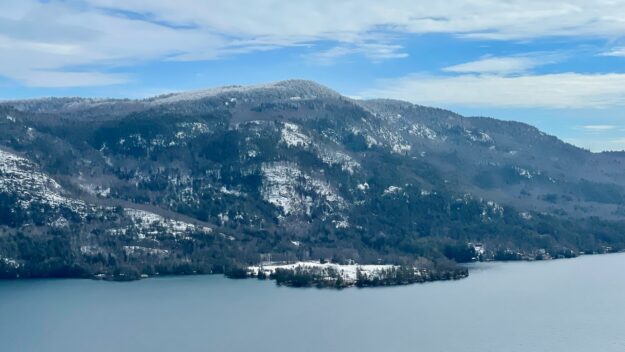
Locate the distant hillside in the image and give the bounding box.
[1,80,624,280]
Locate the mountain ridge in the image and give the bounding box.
[0,79,616,153]
[0,80,595,154]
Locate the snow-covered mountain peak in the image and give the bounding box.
[148,79,341,105]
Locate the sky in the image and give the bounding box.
[2,1,625,152]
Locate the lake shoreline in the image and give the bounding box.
[3,250,623,288]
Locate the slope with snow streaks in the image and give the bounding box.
[408,123,439,140]
[315,147,360,174]
[280,122,311,148]
[123,208,213,240]
[0,149,87,217]
[260,162,345,217]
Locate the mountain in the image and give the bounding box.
[1,79,624,280]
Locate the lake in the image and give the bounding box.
[2,253,625,352]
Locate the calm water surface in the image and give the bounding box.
[2,253,625,352]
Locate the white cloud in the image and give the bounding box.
[580,124,618,132]
[87,0,625,40]
[600,47,625,57]
[308,43,407,64]
[3,0,625,87]
[0,0,226,86]
[361,73,625,109]
[443,56,546,75]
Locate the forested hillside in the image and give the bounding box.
[1,80,624,281]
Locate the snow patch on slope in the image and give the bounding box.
[464,129,493,143]
[0,149,87,216]
[316,147,360,174]
[409,123,438,140]
[123,208,213,239]
[260,162,344,216]
[280,122,311,148]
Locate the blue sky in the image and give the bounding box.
[3,1,625,151]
